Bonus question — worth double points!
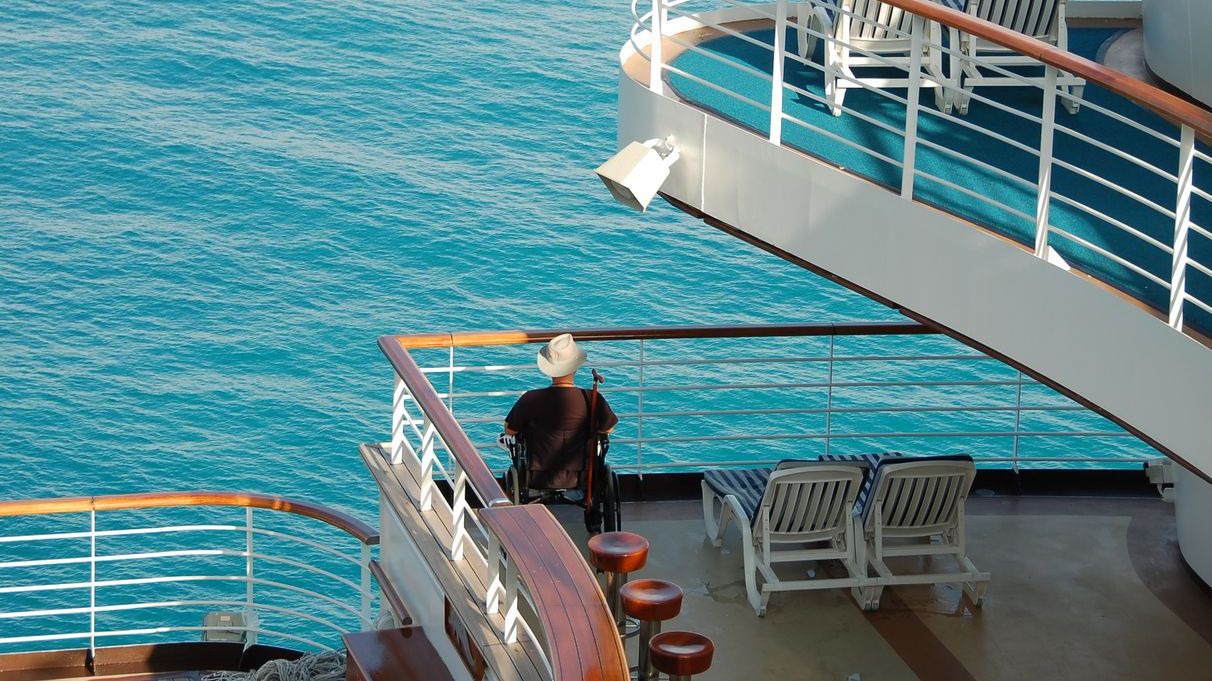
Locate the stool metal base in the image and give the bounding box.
[634,619,661,681]
[604,571,643,637]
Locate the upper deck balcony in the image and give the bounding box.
[610,0,1212,526]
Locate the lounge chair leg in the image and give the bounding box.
[1063,83,1083,114]
[796,6,814,59]
[741,525,763,616]
[863,585,883,611]
[701,482,721,545]
[829,83,845,117]
[963,580,988,606]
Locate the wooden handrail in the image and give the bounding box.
[0,491,380,545]
[388,321,933,349]
[880,0,1212,141]
[378,336,510,507]
[368,559,414,626]
[480,505,629,681]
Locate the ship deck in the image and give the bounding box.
[555,494,1212,681]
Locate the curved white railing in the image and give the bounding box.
[395,323,1152,475]
[0,493,379,655]
[625,0,1211,336]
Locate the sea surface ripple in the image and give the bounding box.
[0,1,895,515]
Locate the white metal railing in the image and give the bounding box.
[0,495,378,655]
[381,338,589,680]
[380,323,1156,678]
[396,326,1154,477]
[627,0,1211,335]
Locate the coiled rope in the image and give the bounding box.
[203,651,345,681]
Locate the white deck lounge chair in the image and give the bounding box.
[853,455,990,609]
[796,0,958,116]
[956,0,1085,114]
[701,461,867,615]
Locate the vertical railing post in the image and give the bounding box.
[502,556,520,644]
[245,507,257,645]
[88,509,96,658]
[1035,66,1059,258]
[1170,124,1195,330]
[447,346,457,471]
[360,544,372,629]
[901,14,926,199]
[824,335,836,456]
[769,0,788,144]
[448,345,456,414]
[450,462,468,561]
[1011,371,1025,494]
[419,418,437,511]
[485,533,503,614]
[636,339,646,481]
[1013,371,1024,477]
[650,0,665,95]
[391,374,407,465]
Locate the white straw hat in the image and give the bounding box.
[537,333,587,378]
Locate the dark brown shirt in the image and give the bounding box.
[505,386,618,490]
[505,386,618,435]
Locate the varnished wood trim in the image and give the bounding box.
[479,505,629,681]
[389,322,931,349]
[369,559,414,626]
[879,0,1212,141]
[378,336,510,507]
[0,492,379,545]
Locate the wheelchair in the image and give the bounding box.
[499,431,622,534]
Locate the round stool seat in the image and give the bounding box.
[588,531,649,574]
[621,579,683,622]
[650,631,714,677]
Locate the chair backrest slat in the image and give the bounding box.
[849,0,913,41]
[761,464,864,537]
[972,0,1057,39]
[866,459,975,532]
[796,480,826,531]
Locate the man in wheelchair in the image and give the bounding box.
[499,333,622,533]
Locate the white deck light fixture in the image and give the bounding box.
[595,137,680,212]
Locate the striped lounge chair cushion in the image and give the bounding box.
[827,453,975,518]
[820,452,903,508]
[702,467,772,526]
[703,460,871,528]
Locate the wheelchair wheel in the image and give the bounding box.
[603,468,622,532]
[505,465,522,505]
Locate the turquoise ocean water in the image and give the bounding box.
[0,0,903,514]
[0,0,1157,650]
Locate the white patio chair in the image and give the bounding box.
[796,0,958,116]
[955,0,1085,114]
[855,455,990,610]
[702,461,868,615]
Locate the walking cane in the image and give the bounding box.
[585,368,605,528]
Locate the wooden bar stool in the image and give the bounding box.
[649,631,714,681]
[588,531,649,630]
[621,579,683,681]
